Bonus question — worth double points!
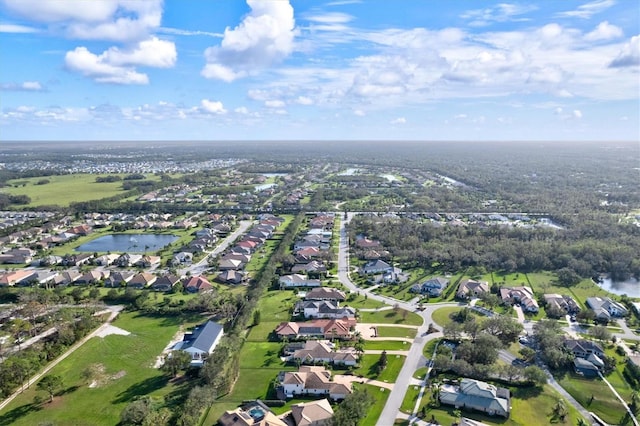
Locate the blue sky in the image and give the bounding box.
[0,0,638,141]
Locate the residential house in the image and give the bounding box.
[134,255,161,268]
[173,320,224,367]
[104,271,135,287]
[355,237,380,249]
[439,378,510,418]
[499,286,539,313]
[290,399,334,426]
[219,259,244,271]
[456,279,490,299]
[295,301,356,320]
[128,272,157,289]
[573,357,600,377]
[216,270,245,285]
[0,248,34,264]
[184,275,213,293]
[304,287,346,302]
[280,366,352,400]
[586,297,628,321]
[275,318,356,340]
[76,270,109,285]
[172,252,193,266]
[152,274,181,292]
[94,253,119,266]
[291,261,327,276]
[564,338,605,359]
[0,270,39,287]
[543,294,581,314]
[360,260,392,275]
[286,340,358,366]
[279,274,321,289]
[54,270,82,286]
[218,400,287,426]
[410,276,450,297]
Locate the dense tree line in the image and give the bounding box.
[349,215,640,281]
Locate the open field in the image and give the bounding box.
[0,311,202,426]
[431,306,463,327]
[375,326,417,339]
[360,383,390,426]
[364,340,411,351]
[2,174,165,207]
[353,354,406,382]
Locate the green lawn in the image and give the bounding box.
[359,384,390,426]
[0,312,202,426]
[430,306,463,327]
[400,384,422,414]
[2,174,163,207]
[375,326,417,339]
[557,371,631,425]
[364,340,411,351]
[359,309,423,326]
[353,354,405,383]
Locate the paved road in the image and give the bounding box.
[0,305,124,412]
[179,220,253,276]
[336,212,461,426]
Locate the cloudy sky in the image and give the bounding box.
[0,0,638,141]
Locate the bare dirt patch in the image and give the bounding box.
[95,325,131,338]
[153,327,186,368]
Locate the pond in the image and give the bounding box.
[597,277,640,297]
[76,234,179,253]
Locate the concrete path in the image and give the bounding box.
[334,375,395,390]
[0,305,124,412]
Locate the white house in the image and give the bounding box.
[279,274,322,288]
[174,321,224,367]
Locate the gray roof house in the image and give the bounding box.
[456,279,490,299]
[174,320,224,367]
[410,276,450,296]
[360,260,392,275]
[439,378,510,418]
[586,297,628,321]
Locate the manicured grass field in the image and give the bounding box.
[359,383,390,426]
[414,367,428,380]
[430,306,463,327]
[2,174,163,207]
[353,354,405,382]
[400,384,422,414]
[0,311,202,426]
[359,309,423,326]
[375,326,417,339]
[364,340,411,351]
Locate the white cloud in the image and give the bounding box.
[0,23,39,33]
[0,81,44,91]
[573,110,583,119]
[555,0,616,19]
[295,96,313,105]
[103,37,176,68]
[353,109,365,116]
[1,0,163,42]
[201,99,227,114]
[65,47,149,85]
[585,21,623,41]
[234,106,249,114]
[391,117,406,124]
[202,0,296,82]
[609,35,640,68]
[265,100,286,108]
[64,37,175,84]
[461,3,537,27]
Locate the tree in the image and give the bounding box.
[82,363,106,386]
[331,388,375,426]
[120,397,154,425]
[552,398,568,421]
[377,350,388,373]
[523,365,547,386]
[589,325,612,342]
[519,346,536,363]
[481,315,523,345]
[37,375,63,403]
[252,309,261,326]
[161,350,192,378]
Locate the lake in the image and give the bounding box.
[597,277,640,297]
[76,234,179,253]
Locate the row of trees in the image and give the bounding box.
[349,215,640,281]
